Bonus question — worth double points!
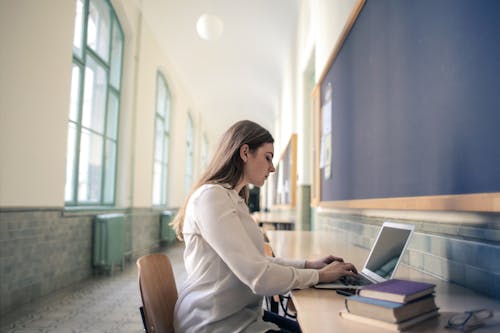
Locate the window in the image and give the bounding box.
[201,133,209,171]
[65,0,124,206]
[152,73,171,206]
[185,114,194,195]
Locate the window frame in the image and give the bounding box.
[185,113,194,196]
[65,0,124,207]
[201,133,209,171]
[152,72,172,207]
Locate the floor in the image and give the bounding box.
[0,243,187,333]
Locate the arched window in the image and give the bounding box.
[65,0,124,206]
[152,73,172,206]
[185,114,194,195]
[201,133,209,171]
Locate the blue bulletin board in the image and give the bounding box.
[314,0,500,211]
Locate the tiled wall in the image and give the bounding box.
[129,208,169,258]
[0,208,176,315]
[314,208,500,299]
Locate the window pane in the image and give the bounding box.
[69,64,81,122]
[82,56,107,133]
[87,0,110,61]
[185,176,192,195]
[78,128,103,203]
[65,122,77,202]
[110,20,123,89]
[165,94,171,130]
[103,139,116,204]
[185,116,194,195]
[66,0,123,208]
[202,135,208,169]
[73,0,85,58]
[156,77,166,118]
[152,73,171,206]
[107,91,119,139]
[154,119,164,161]
[152,161,162,205]
[163,136,169,204]
[164,135,169,169]
[160,162,167,204]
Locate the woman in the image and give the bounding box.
[172,120,357,333]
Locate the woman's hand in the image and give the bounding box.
[305,255,344,269]
[317,261,358,283]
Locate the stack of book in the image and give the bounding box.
[339,279,439,331]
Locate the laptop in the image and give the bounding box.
[314,222,414,290]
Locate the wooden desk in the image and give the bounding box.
[251,212,295,230]
[266,230,500,333]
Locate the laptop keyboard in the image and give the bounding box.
[340,274,372,286]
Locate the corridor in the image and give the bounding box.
[1,244,186,333]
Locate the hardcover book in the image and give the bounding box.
[345,294,438,323]
[339,309,440,332]
[358,279,435,303]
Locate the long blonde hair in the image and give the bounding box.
[171,120,274,240]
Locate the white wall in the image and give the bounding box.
[0,0,75,207]
[0,0,357,209]
[276,56,296,160]
[110,0,140,209]
[118,5,198,209]
[294,0,315,185]
[0,0,202,209]
[312,0,358,82]
[131,21,162,208]
[288,0,358,186]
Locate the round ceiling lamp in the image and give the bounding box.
[196,13,224,41]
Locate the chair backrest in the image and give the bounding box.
[137,254,178,333]
[263,242,274,257]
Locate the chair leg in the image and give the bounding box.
[140,306,148,332]
[279,294,297,318]
[266,295,279,313]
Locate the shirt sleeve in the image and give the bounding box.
[267,256,306,269]
[193,186,319,296]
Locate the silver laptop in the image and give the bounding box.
[315,222,414,290]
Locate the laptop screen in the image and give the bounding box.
[362,222,414,282]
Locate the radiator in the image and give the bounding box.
[160,211,176,244]
[93,213,126,274]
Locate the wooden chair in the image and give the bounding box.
[137,254,178,333]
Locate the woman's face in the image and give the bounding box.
[243,143,275,187]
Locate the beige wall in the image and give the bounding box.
[110,0,140,208]
[266,0,356,213]
[0,0,356,209]
[290,0,357,185]
[132,21,164,208]
[0,0,75,206]
[313,0,358,82]
[0,0,208,209]
[113,0,210,209]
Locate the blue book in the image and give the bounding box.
[345,294,437,323]
[358,279,436,303]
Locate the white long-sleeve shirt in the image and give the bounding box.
[173,184,319,333]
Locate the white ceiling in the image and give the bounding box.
[137,0,300,139]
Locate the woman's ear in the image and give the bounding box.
[240,144,249,162]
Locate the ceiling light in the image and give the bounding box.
[196,13,224,41]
